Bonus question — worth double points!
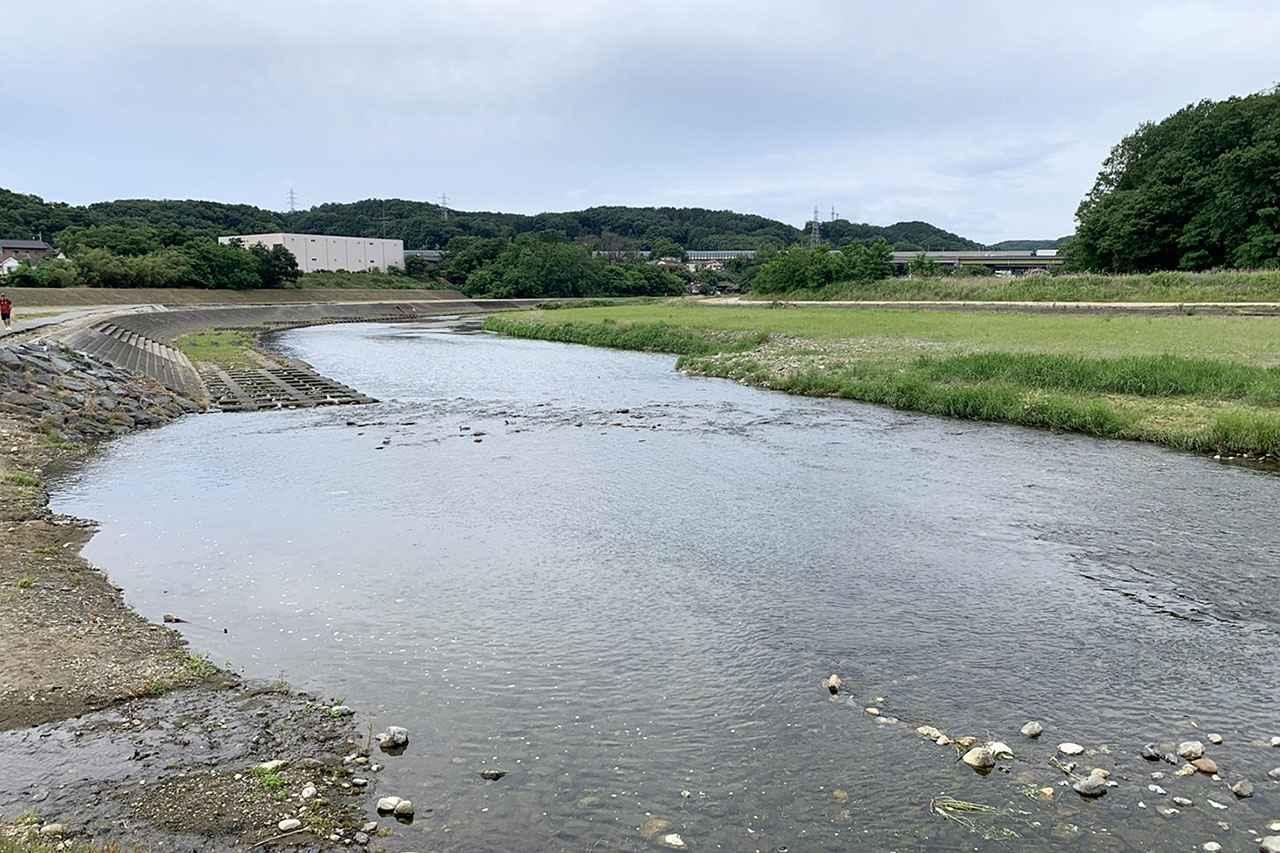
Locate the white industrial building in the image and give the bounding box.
[218,233,404,273]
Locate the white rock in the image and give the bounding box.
[864,707,880,716]
[916,725,944,740]
[1147,784,1167,795]
[1020,721,1043,738]
[376,796,402,812]
[1270,821,1280,832]
[935,735,951,746]
[300,785,317,800]
[394,799,415,817]
[1058,742,1085,756]
[1175,764,1197,777]
[330,704,355,717]
[1207,799,1228,810]
[1261,836,1280,853]
[1158,807,1180,817]
[1271,736,1280,747]
[822,674,844,694]
[38,824,65,837]
[989,741,1014,760]
[351,777,369,788]
[1269,767,1280,780]
[1203,843,1221,852]
[1178,740,1205,759]
[278,818,302,832]
[1207,733,1223,744]
[1172,796,1193,807]
[257,759,286,772]
[658,833,687,850]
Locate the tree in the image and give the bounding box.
[648,237,684,260]
[907,253,940,278]
[249,244,300,288]
[1071,87,1280,272]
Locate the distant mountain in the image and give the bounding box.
[0,187,1050,253]
[987,237,1072,251]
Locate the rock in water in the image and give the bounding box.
[1073,768,1109,798]
[1269,767,1280,780]
[1272,736,1280,747]
[658,833,687,850]
[640,817,673,840]
[376,796,402,813]
[1141,743,1162,761]
[278,818,302,832]
[1261,837,1280,853]
[1172,796,1193,807]
[822,674,844,695]
[480,769,507,781]
[1175,764,1197,778]
[1020,721,1043,738]
[1230,779,1253,798]
[1178,741,1205,760]
[393,800,414,818]
[989,741,1014,760]
[1207,733,1223,744]
[962,746,995,769]
[1058,743,1085,756]
[1203,843,1222,852]
[916,725,944,740]
[1192,757,1218,775]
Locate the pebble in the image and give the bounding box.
[278,818,302,832]
[962,746,995,769]
[480,769,508,781]
[1172,796,1193,807]
[1020,721,1043,738]
[257,759,286,772]
[1147,784,1167,795]
[864,707,880,716]
[658,833,687,850]
[1141,743,1162,761]
[330,705,355,717]
[1270,768,1280,780]
[1230,780,1253,798]
[38,824,65,837]
[1207,733,1223,744]
[1178,741,1205,760]
[1158,807,1180,817]
[1058,743,1085,756]
[300,785,317,800]
[1175,764,1198,778]
[1271,736,1280,747]
[362,821,377,832]
[1207,799,1228,810]
[354,832,370,845]
[351,777,369,788]
[831,789,848,803]
[1203,843,1222,852]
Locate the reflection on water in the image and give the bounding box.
[52,322,1280,852]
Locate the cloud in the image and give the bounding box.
[2,0,1277,242]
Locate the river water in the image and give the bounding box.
[51,321,1280,852]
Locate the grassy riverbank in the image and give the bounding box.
[486,303,1280,456]
[748,268,1280,303]
[175,329,258,367]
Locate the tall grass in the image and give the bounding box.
[754,268,1280,303]
[917,352,1280,403]
[485,316,767,356]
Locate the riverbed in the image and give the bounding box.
[51,320,1280,851]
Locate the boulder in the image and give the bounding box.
[1230,780,1253,798]
[393,800,414,818]
[989,741,1014,760]
[1178,741,1205,760]
[916,725,944,741]
[1058,743,1085,756]
[1073,768,1109,798]
[376,796,402,813]
[1020,721,1043,738]
[1192,757,1218,775]
[1261,837,1280,853]
[962,746,995,769]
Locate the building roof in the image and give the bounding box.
[0,239,53,250]
[686,250,757,260]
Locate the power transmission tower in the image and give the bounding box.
[440,193,449,221]
[831,205,837,222]
[810,205,821,247]
[287,188,298,213]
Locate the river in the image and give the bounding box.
[51,320,1280,852]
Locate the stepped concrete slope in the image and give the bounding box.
[45,297,542,412]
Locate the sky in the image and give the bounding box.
[3,0,1277,243]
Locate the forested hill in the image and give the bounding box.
[0,188,1012,252]
[988,238,1071,251]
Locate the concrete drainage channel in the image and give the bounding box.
[199,362,374,412]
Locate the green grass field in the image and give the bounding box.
[486,303,1280,456]
[751,268,1280,303]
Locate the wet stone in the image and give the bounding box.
[1020,721,1043,738]
[1230,780,1253,798]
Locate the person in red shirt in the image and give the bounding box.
[0,294,11,330]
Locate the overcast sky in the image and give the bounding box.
[3,1,1277,242]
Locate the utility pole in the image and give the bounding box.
[440,193,449,221]
[287,188,298,213]
[810,205,821,247]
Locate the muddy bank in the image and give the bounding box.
[0,341,374,849]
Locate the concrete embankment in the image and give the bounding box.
[0,285,469,307]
